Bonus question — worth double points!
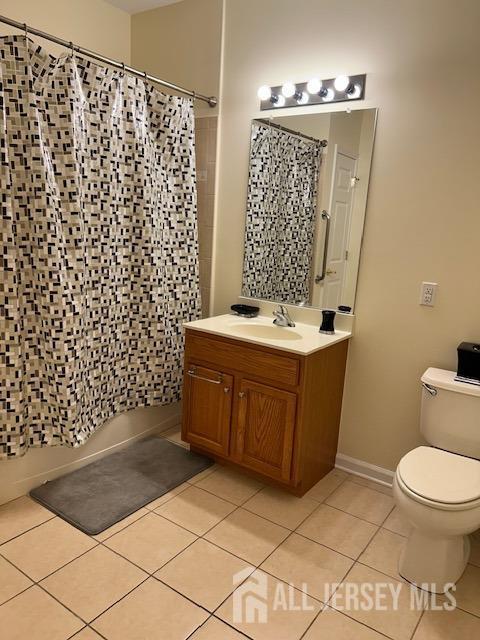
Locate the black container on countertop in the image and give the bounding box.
[319,309,336,335]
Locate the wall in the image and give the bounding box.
[0,0,181,505]
[0,0,131,59]
[212,0,480,471]
[131,0,223,116]
[195,116,218,316]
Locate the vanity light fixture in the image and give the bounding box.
[257,84,285,107]
[297,91,309,105]
[306,77,322,94]
[322,88,335,102]
[333,74,350,91]
[347,84,362,99]
[281,81,297,98]
[257,85,272,101]
[257,74,366,110]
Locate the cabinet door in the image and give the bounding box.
[236,379,297,482]
[182,364,233,456]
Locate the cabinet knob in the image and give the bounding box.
[238,392,245,399]
[224,387,230,394]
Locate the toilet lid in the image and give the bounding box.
[398,446,480,505]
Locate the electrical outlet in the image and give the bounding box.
[420,282,438,306]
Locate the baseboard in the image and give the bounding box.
[0,408,181,505]
[335,452,395,487]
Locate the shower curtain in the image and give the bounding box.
[242,121,322,304]
[0,36,200,459]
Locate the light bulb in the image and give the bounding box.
[273,94,286,107]
[296,91,309,105]
[257,85,272,101]
[306,78,322,95]
[334,75,350,92]
[347,84,362,99]
[281,81,296,98]
[322,88,335,102]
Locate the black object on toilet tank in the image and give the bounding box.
[456,342,480,385]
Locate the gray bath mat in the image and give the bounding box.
[30,436,213,535]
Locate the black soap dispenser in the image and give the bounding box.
[319,309,336,335]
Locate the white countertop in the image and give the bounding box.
[184,314,351,356]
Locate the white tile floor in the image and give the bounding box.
[0,428,479,639]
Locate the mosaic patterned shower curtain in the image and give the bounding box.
[0,36,200,458]
[242,121,322,304]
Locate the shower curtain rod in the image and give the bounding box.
[256,118,328,146]
[0,14,217,107]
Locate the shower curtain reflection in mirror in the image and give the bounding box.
[242,121,322,305]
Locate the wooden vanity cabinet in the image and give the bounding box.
[182,364,233,456]
[236,379,297,483]
[181,329,349,496]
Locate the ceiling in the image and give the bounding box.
[104,0,184,14]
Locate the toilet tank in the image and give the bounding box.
[421,368,480,459]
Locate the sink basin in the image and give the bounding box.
[229,323,303,341]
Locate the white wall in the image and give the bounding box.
[0,0,183,505]
[212,0,480,471]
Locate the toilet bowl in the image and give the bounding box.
[394,445,480,593]
[393,368,480,592]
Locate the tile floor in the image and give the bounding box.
[0,428,479,640]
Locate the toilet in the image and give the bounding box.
[393,367,480,593]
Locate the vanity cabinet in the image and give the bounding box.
[181,328,349,496]
[236,380,297,482]
[182,364,233,456]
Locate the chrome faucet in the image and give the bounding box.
[273,305,295,327]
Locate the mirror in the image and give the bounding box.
[241,108,377,312]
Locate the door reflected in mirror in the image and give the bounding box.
[241,108,377,312]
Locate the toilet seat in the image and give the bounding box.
[397,446,480,511]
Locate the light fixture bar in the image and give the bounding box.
[258,74,366,111]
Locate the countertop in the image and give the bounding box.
[184,314,352,356]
